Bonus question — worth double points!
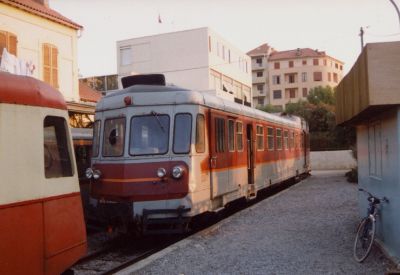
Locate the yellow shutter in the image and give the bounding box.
[0,31,6,55]
[8,34,17,56]
[43,44,51,85]
[51,47,58,88]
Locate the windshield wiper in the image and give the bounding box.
[151,111,166,133]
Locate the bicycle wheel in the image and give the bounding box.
[353,216,376,262]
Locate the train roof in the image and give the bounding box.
[96,85,303,128]
[0,72,67,110]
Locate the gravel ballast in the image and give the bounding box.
[120,171,394,274]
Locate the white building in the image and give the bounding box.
[117,27,252,106]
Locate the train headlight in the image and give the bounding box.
[157,167,167,178]
[172,166,184,179]
[85,168,93,179]
[93,169,102,180]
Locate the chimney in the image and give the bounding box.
[32,0,49,7]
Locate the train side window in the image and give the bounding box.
[290,131,295,149]
[92,120,101,157]
[284,130,289,150]
[173,113,192,154]
[256,125,264,150]
[196,114,205,153]
[215,118,225,152]
[43,116,73,178]
[236,121,243,151]
[276,128,282,150]
[267,127,274,150]
[103,117,125,157]
[228,120,235,152]
[300,133,304,149]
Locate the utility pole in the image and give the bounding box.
[359,27,364,52]
[390,0,400,28]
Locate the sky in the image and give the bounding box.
[51,0,400,78]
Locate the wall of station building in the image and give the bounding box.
[0,3,80,102]
[116,27,251,105]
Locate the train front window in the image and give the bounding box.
[130,114,169,155]
[103,118,125,157]
[92,120,100,157]
[43,116,73,178]
[173,113,192,154]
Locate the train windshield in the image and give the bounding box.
[130,114,169,155]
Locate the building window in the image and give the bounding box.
[328,72,332,81]
[215,118,225,153]
[313,71,322,81]
[228,50,231,63]
[274,62,280,69]
[257,84,264,93]
[302,88,308,97]
[257,98,264,105]
[272,75,281,85]
[256,71,263,77]
[43,43,58,89]
[323,59,327,66]
[340,64,343,70]
[335,63,339,69]
[289,89,296,98]
[208,36,211,52]
[0,30,17,56]
[228,119,235,152]
[44,116,73,178]
[256,58,262,66]
[301,72,307,82]
[120,46,132,66]
[333,73,338,83]
[267,127,274,150]
[236,121,243,151]
[273,90,282,99]
[222,45,225,60]
[288,74,296,83]
[256,125,264,150]
[289,60,294,68]
[313,59,319,66]
[302,60,307,65]
[276,128,282,150]
[368,122,382,178]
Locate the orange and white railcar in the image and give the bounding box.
[88,76,310,233]
[0,72,87,274]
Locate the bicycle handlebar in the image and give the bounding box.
[358,188,389,203]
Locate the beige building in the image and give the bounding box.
[248,45,344,110]
[0,0,98,126]
[117,27,252,106]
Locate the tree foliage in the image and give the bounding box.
[261,85,355,151]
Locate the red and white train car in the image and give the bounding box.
[0,72,87,274]
[88,76,310,233]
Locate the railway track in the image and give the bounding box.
[71,177,303,274]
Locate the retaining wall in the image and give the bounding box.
[310,150,356,170]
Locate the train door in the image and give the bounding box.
[209,112,231,199]
[303,130,309,168]
[246,124,255,197]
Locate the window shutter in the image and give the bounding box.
[0,31,7,55]
[8,34,17,55]
[51,47,58,88]
[43,44,51,85]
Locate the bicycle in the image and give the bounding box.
[353,188,389,262]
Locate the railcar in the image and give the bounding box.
[87,75,310,234]
[0,72,87,274]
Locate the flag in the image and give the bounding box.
[158,14,162,23]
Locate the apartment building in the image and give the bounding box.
[117,27,252,106]
[248,45,344,110]
[0,0,98,127]
[247,43,275,107]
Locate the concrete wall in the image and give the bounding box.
[310,150,356,170]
